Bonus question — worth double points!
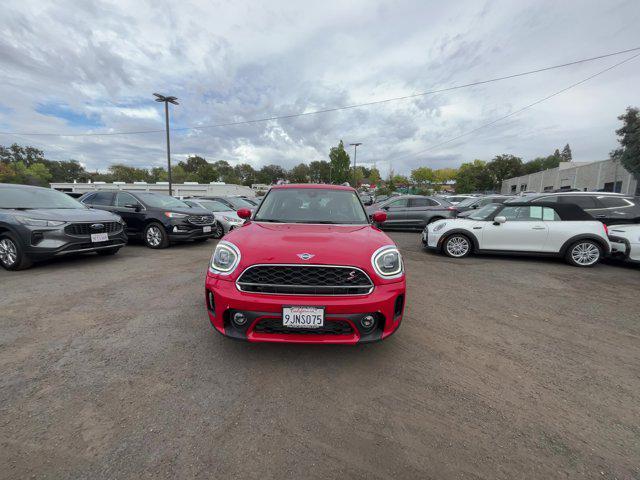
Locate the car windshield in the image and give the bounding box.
[136,192,190,209]
[225,197,255,209]
[469,203,502,220]
[0,186,85,209]
[255,188,369,224]
[456,197,479,207]
[198,200,234,212]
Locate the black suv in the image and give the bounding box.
[507,192,640,225]
[79,190,217,248]
[0,183,127,270]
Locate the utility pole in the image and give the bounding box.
[350,142,362,188]
[153,93,179,195]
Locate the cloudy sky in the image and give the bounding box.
[1,0,639,177]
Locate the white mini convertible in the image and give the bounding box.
[423,202,611,267]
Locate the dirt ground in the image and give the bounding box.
[1,232,639,479]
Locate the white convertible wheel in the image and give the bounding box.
[445,235,470,258]
[570,241,600,266]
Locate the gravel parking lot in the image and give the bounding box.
[1,232,639,479]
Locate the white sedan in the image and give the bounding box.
[423,202,611,267]
[608,224,640,264]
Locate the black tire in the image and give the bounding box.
[213,223,224,239]
[442,234,472,258]
[96,247,120,256]
[0,233,33,270]
[565,240,602,267]
[143,222,169,249]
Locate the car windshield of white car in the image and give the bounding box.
[469,204,502,220]
[254,188,369,224]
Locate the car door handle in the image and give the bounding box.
[532,226,546,230]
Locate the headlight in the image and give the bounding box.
[371,245,403,278]
[209,241,241,274]
[164,212,188,218]
[15,217,65,227]
[433,222,447,232]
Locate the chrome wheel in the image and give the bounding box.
[214,223,224,239]
[571,242,600,266]
[445,236,470,257]
[0,238,18,266]
[146,226,162,247]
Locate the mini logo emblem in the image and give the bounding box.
[297,253,315,260]
[91,223,104,230]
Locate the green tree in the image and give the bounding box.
[309,160,331,183]
[24,163,52,185]
[455,160,493,193]
[410,167,434,186]
[233,164,257,186]
[328,140,351,185]
[211,160,235,182]
[108,164,152,183]
[561,144,572,162]
[615,107,640,179]
[179,155,209,174]
[194,164,219,183]
[150,167,168,182]
[288,163,311,183]
[257,164,287,184]
[486,154,523,190]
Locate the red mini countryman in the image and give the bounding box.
[204,184,406,344]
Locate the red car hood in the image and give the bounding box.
[220,222,399,282]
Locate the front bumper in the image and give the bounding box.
[421,230,442,250]
[166,221,218,241]
[205,275,406,344]
[20,226,128,259]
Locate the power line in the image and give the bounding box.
[1,46,639,138]
[393,52,640,161]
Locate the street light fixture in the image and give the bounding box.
[153,93,179,196]
[349,142,362,187]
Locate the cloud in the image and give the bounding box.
[0,0,639,177]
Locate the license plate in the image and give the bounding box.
[90,233,109,242]
[203,226,211,233]
[282,306,324,328]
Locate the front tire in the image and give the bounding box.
[566,240,601,267]
[442,234,472,258]
[144,223,169,249]
[0,233,32,270]
[213,223,224,239]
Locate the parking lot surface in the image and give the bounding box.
[1,232,639,479]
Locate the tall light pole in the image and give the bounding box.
[153,93,179,195]
[350,142,362,187]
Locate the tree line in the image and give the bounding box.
[1,107,637,192]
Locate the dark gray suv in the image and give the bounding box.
[0,183,127,270]
[366,195,456,230]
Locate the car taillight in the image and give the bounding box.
[603,224,609,236]
[446,206,457,211]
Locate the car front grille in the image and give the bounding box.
[65,222,122,235]
[187,215,215,225]
[253,318,354,335]
[236,265,374,295]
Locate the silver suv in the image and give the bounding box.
[366,195,456,230]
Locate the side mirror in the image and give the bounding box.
[472,205,479,209]
[371,211,387,224]
[494,216,506,225]
[381,205,389,211]
[237,208,252,220]
[125,203,141,212]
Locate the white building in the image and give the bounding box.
[50,181,256,197]
[501,160,639,196]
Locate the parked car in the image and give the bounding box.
[359,193,374,206]
[454,195,513,216]
[79,190,217,248]
[506,191,640,225]
[423,202,610,267]
[201,196,257,213]
[439,194,476,205]
[0,183,127,270]
[365,195,456,230]
[205,184,406,344]
[608,224,640,264]
[182,198,245,238]
[374,194,389,204]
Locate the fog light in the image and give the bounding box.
[233,312,247,326]
[207,291,215,312]
[361,315,376,330]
